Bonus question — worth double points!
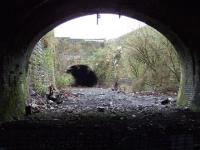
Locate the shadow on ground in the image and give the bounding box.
[0,88,200,150]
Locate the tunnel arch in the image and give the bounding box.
[0,0,198,121]
[26,9,191,104]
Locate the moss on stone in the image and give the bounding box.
[177,63,188,107]
[29,37,56,95]
[0,72,28,121]
[190,100,200,112]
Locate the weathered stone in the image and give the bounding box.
[1,0,200,122]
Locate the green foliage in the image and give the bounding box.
[87,47,114,86]
[29,62,46,95]
[56,74,74,89]
[43,47,56,84]
[94,61,112,86]
[29,47,55,95]
[32,82,46,96]
[51,26,180,92]
[119,26,180,92]
[29,25,180,94]
[29,31,57,95]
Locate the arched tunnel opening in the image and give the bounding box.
[0,2,200,149]
[27,14,180,114]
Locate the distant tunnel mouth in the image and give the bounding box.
[28,13,181,112]
[66,64,98,87]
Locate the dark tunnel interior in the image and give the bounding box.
[0,1,200,149]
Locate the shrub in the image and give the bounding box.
[55,74,74,89]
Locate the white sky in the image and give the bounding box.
[54,14,146,40]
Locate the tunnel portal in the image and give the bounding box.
[0,1,200,149]
[0,0,199,122]
[66,64,98,87]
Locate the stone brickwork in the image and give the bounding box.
[1,0,200,121]
[29,39,55,95]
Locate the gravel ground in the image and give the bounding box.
[1,88,200,150]
[28,87,178,116]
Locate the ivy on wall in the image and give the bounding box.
[28,32,56,95]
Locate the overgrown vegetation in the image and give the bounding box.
[55,74,74,89]
[120,27,180,92]
[29,25,180,94]
[29,32,57,95]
